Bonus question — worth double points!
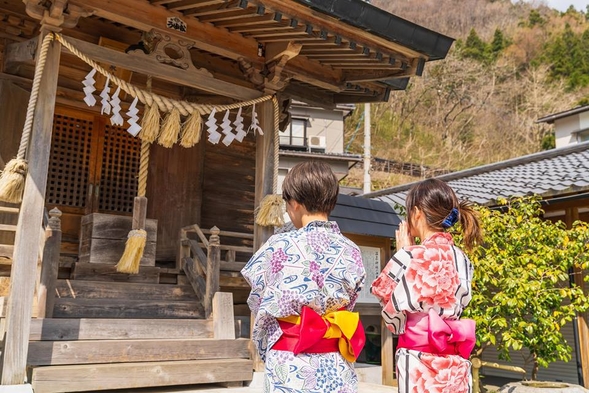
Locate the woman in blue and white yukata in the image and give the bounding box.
[241,161,366,393]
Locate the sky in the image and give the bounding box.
[534,0,589,12]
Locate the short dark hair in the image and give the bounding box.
[282,161,339,214]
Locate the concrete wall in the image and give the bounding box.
[289,105,349,154]
[554,111,589,148]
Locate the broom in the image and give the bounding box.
[0,33,53,203]
[116,139,150,274]
[255,96,284,227]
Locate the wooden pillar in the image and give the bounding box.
[381,320,396,386]
[253,100,276,251]
[251,99,276,372]
[36,208,62,318]
[1,31,61,385]
[205,226,220,318]
[566,207,589,387]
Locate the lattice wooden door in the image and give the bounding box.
[46,106,140,250]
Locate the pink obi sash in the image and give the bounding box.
[396,309,475,359]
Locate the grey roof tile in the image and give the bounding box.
[364,142,589,207]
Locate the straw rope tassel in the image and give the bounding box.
[255,96,284,227]
[180,109,203,148]
[0,33,53,203]
[116,137,150,274]
[158,107,181,148]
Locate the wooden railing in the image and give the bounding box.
[0,206,61,319]
[178,224,253,318]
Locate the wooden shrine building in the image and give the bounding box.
[0,0,452,391]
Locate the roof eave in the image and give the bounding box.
[291,0,454,61]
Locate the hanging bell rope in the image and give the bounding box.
[0,33,54,203]
[116,137,151,274]
[116,75,154,274]
[255,96,285,228]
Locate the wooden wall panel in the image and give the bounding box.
[98,123,140,214]
[0,80,28,168]
[0,81,28,246]
[146,142,205,262]
[200,133,256,236]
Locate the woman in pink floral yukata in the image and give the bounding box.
[371,178,483,393]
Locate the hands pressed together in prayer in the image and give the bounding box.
[395,220,414,251]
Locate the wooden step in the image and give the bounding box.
[55,279,198,301]
[0,223,17,232]
[0,224,16,232]
[53,298,204,319]
[29,318,214,341]
[30,358,253,393]
[71,262,161,283]
[28,338,251,365]
[220,271,248,288]
[0,206,19,214]
[0,244,13,259]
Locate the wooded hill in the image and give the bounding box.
[342,0,589,191]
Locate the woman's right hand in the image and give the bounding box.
[395,220,414,251]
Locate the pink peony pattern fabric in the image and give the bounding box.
[371,232,474,393]
[242,221,366,393]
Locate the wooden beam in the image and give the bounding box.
[1,32,61,385]
[182,0,243,17]
[4,37,38,73]
[334,90,389,104]
[63,35,262,100]
[69,0,261,63]
[343,69,407,83]
[67,0,349,94]
[265,41,302,63]
[214,12,280,27]
[168,0,225,11]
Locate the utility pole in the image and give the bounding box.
[363,103,371,194]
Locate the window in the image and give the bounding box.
[578,130,589,143]
[280,118,307,148]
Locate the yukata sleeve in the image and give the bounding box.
[347,248,366,311]
[241,237,274,315]
[370,248,420,334]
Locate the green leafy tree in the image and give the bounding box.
[490,28,509,60]
[461,28,490,63]
[544,25,589,89]
[527,9,545,27]
[457,196,589,380]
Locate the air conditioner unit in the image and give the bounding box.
[308,136,326,149]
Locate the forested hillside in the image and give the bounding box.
[343,0,589,191]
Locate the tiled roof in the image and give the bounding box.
[364,142,589,207]
[275,193,401,236]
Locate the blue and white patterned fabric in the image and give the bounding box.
[241,220,366,393]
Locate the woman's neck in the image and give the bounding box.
[301,213,328,227]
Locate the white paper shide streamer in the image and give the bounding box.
[249,103,263,135]
[206,108,222,144]
[100,75,112,115]
[110,87,124,126]
[221,109,236,146]
[233,107,247,143]
[126,97,142,137]
[82,68,97,107]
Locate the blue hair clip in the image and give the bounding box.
[441,207,459,229]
